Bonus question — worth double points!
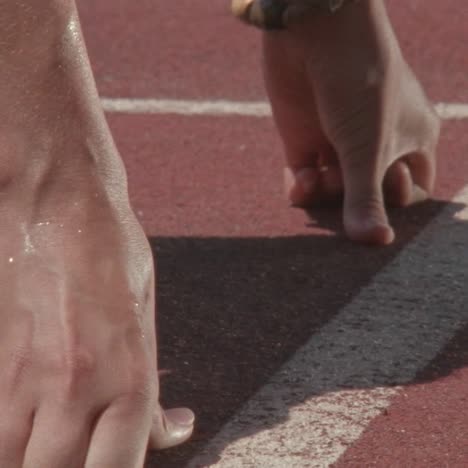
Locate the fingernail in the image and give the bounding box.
[166,408,195,427]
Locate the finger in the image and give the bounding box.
[319,164,343,200]
[84,395,152,468]
[384,159,430,207]
[340,150,394,245]
[149,406,194,451]
[263,30,326,169]
[285,165,344,207]
[405,151,436,196]
[22,406,90,468]
[383,160,414,207]
[0,404,32,468]
[284,166,319,207]
[315,143,343,200]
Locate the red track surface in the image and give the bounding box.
[76,1,468,466]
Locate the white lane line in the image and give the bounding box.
[187,187,468,468]
[101,98,272,117]
[434,103,468,120]
[101,98,468,120]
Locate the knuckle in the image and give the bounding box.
[119,366,155,409]
[9,346,33,372]
[1,347,34,392]
[128,370,153,399]
[55,349,97,397]
[117,386,154,414]
[63,350,96,376]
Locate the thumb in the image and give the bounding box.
[149,405,195,450]
[341,151,394,245]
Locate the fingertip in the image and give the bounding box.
[284,166,317,207]
[345,218,395,245]
[344,197,395,245]
[149,407,195,451]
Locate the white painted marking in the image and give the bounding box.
[434,103,468,120]
[187,187,468,468]
[101,98,468,120]
[101,98,272,117]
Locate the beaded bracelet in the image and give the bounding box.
[231,0,356,30]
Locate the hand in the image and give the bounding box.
[262,0,440,244]
[0,2,194,465]
[0,188,194,468]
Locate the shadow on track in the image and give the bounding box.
[147,199,467,468]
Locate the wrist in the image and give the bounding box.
[266,0,399,60]
[0,1,129,201]
[232,0,364,30]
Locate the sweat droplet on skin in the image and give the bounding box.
[21,224,35,254]
[24,234,34,254]
[133,302,145,339]
[8,257,14,263]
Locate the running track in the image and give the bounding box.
[77,1,468,466]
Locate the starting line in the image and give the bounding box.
[101,98,468,120]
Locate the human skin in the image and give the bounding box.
[262,0,440,244]
[0,0,440,467]
[0,2,193,467]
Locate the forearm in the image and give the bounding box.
[0,0,128,211]
[0,1,125,184]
